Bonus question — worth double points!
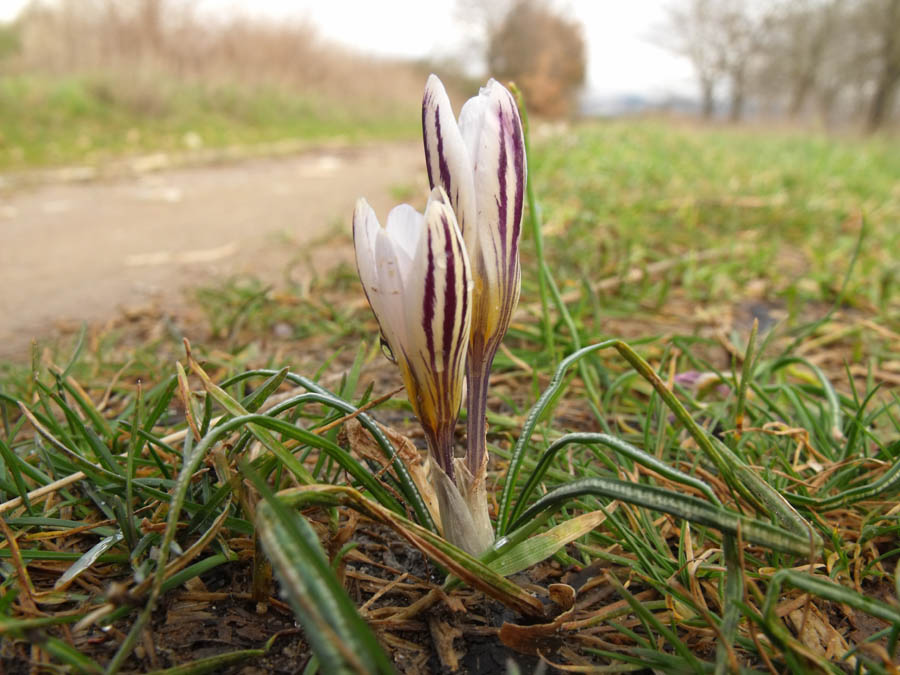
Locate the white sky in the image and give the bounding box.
[0,0,697,99]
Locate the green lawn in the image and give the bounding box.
[1,119,898,673]
[531,120,898,318]
[0,74,419,169]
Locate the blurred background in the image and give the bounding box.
[0,0,897,359]
[1,0,898,159]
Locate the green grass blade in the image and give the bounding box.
[54,374,114,441]
[498,340,617,534]
[763,569,900,626]
[0,436,33,513]
[58,323,88,379]
[715,535,744,675]
[188,358,315,484]
[488,509,608,577]
[124,383,144,549]
[766,356,844,448]
[207,413,404,514]
[247,464,395,675]
[239,366,288,412]
[141,375,178,432]
[605,572,706,673]
[735,318,759,437]
[509,432,720,526]
[40,635,104,673]
[54,532,125,590]
[511,477,817,556]
[221,370,435,530]
[788,440,900,509]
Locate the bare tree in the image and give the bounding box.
[656,0,779,121]
[717,0,779,121]
[656,0,725,119]
[654,0,725,118]
[863,0,900,131]
[762,0,841,118]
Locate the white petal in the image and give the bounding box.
[425,185,451,211]
[384,203,424,278]
[372,226,412,357]
[352,198,380,304]
[422,74,477,237]
[457,93,489,171]
[461,80,526,348]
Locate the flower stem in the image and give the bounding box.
[465,360,491,477]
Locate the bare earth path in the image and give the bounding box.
[0,141,424,360]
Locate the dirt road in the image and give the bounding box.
[0,142,426,360]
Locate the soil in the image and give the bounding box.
[0,141,427,361]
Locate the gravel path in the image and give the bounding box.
[0,141,425,360]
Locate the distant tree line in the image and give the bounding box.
[657,0,900,131]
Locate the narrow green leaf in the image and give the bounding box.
[509,432,720,526]
[0,436,32,513]
[489,509,609,577]
[735,318,759,438]
[249,465,394,675]
[715,535,744,675]
[764,569,900,626]
[125,383,144,549]
[0,548,129,562]
[339,342,366,401]
[188,358,315,484]
[512,477,818,557]
[768,356,844,447]
[499,340,618,534]
[55,532,125,590]
[142,375,179,433]
[239,367,288,413]
[54,373,113,441]
[275,484,544,618]
[788,440,900,510]
[39,635,103,673]
[605,572,706,673]
[220,371,434,531]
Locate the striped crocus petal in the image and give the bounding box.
[403,187,472,474]
[457,78,526,356]
[422,75,477,236]
[353,189,471,477]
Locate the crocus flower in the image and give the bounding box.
[422,75,526,480]
[353,187,493,554]
[353,187,471,477]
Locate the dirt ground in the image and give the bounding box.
[0,141,426,361]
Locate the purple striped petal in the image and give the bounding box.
[422,75,477,236]
[422,76,526,480]
[352,188,471,477]
[405,187,472,471]
[457,78,526,354]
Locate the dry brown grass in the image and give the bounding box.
[10,0,429,112]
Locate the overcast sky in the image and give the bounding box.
[1,0,697,99]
